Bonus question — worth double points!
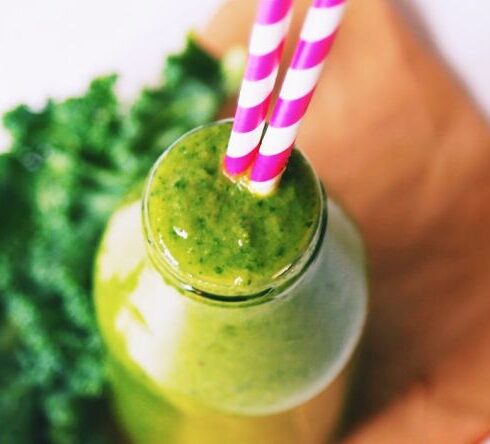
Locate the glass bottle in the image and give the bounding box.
[94,121,368,444]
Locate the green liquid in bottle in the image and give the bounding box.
[94,121,367,444]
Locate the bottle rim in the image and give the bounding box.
[142,119,328,305]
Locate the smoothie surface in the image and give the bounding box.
[146,122,321,293]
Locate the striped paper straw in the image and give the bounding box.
[249,0,347,195]
[223,0,293,177]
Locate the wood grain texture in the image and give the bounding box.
[200,1,490,441]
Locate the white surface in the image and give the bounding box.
[0,0,489,151]
[0,0,221,109]
[393,0,490,120]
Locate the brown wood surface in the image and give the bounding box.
[199,1,490,442]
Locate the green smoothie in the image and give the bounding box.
[94,121,368,444]
[145,123,321,295]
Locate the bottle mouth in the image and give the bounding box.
[142,120,327,305]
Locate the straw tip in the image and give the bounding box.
[247,177,280,197]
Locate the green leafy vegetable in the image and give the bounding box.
[0,37,232,444]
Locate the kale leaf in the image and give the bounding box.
[0,37,231,444]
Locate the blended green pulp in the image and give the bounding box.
[146,122,321,294]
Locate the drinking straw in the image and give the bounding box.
[249,0,347,195]
[223,0,293,177]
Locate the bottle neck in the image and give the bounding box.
[143,195,327,306]
[141,121,327,304]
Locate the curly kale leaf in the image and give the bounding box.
[0,37,229,444]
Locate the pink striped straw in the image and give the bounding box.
[249,0,348,195]
[223,0,293,177]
